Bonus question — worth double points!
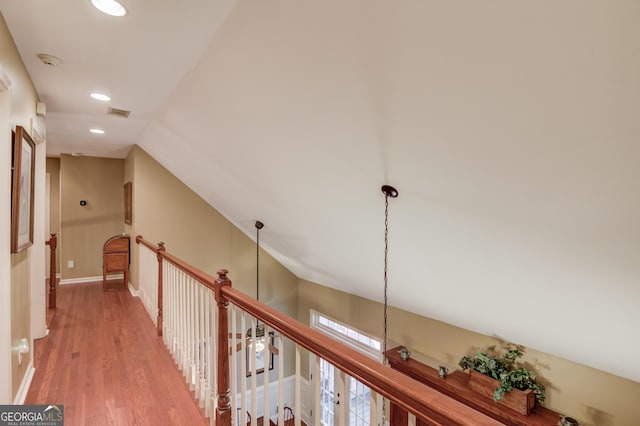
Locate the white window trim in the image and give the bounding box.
[310,310,382,362]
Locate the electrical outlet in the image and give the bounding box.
[67,260,75,269]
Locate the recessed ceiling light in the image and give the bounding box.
[91,0,127,17]
[90,128,105,134]
[91,93,111,102]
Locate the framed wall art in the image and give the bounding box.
[124,181,132,224]
[11,126,36,253]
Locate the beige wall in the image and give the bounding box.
[60,155,125,279]
[46,157,60,272]
[1,12,40,402]
[10,253,30,397]
[125,146,299,376]
[298,279,640,426]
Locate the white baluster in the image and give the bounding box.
[240,313,247,425]
[370,390,379,426]
[250,317,257,426]
[313,357,321,426]
[263,325,270,424]
[277,333,284,426]
[295,343,301,426]
[408,413,416,426]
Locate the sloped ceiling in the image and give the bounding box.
[2,1,639,382]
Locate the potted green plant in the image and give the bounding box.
[458,344,546,415]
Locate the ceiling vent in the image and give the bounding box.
[107,107,131,118]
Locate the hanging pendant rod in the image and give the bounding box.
[381,185,398,364]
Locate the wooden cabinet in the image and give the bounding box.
[102,234,130,290]
[385,346,562,426]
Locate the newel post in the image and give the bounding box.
[156,242,166,337]
[46,233,57,309]
[215,268,232,426]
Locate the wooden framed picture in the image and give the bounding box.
[246,331,274,377]
[11,126,36,253]
[124,181,132,224]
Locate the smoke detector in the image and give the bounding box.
[37,54,63,67]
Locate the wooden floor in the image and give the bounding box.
[27,281,208,426]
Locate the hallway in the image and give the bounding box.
[26,281,208,425]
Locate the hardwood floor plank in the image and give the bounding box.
[27,281,208,426]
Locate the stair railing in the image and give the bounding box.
[135,236,500,426]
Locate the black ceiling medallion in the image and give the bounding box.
[381,185,398,199]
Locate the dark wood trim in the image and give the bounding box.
[215,269,232,425]
[124,181,132,224]
[386,346,562,426]
[45,233,57,309]
[136,235,157,252]
[156,242,165,336]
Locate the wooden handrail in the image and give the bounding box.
[134,235,500,425]
[220,283,499,426]
[135,234,157,252]
[45,233,57,309]
[136,235,218,291]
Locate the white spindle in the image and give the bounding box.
[295,343,301,426]
[314,357,321,426]
[230,305,238,423]
[408,413,417,426]
[263,324,270,424]
[250,317,257,426]
[208,292,220,418]
[240,313,247,425]
[370,390,379,426]
[277,334,284,425]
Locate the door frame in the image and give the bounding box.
[309,310,383,426]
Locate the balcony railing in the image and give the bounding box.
[135,236,500,426]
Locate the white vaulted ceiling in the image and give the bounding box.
[1,1,639,382]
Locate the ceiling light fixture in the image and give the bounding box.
[91,0,127,17]
[381,184,398,425]
[89,128,105,134]
[91,93,111,102]
[247,220,266,352]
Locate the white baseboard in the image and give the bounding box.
[13,360,34,404]
[59,274,124,285]
[128,282,139,297]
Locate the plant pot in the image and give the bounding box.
[468,370,536,416]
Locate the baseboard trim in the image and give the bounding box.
[128,282,139,297]
[59,274,124,285]
[13,360,35,404]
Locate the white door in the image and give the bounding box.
[318,357,339,425]
[311,311,382,426]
